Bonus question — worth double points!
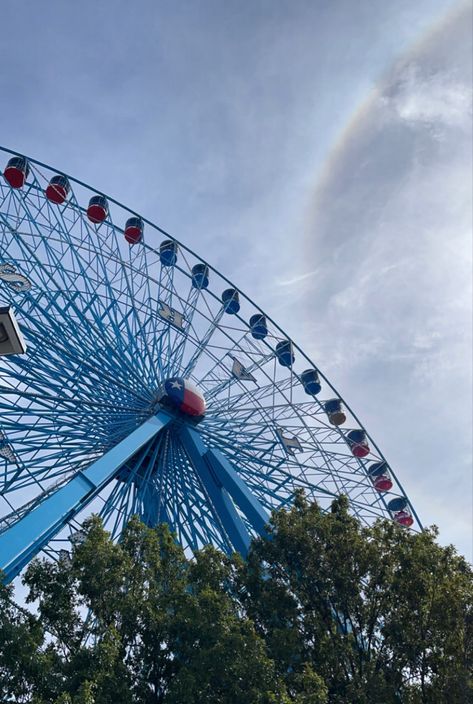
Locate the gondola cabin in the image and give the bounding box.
[222,288,240,314]
[387,496,413,526]
[124,217,144,244]
[87,195,108,224]
[387,497,407,512]
[45,175,70,204]
[3,156,29,189]
[275,340,294,367]
[346,429,370,457]
[300,369,321,395]
[249,314,268,340]
[191,263,209,289]
[393,510,414,527]
[160,240,178,266]
[368,461,393,492]
[324,399,346,426]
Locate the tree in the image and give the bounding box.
[0,581,46,703]
[0,498,471,703]
[16,517,295,703]
[238,493,473,703]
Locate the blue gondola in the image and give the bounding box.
[275,340,294,367]
[160,240,178,266]
[300,369,321,395]
[368,461,388,478]
[249,314,268,340]
[387,496,413,525]
[222,288,240,314]
[387,497,408,513]
[191,263,209,289]
[324,398,346,426]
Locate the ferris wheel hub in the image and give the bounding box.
[156,377,206,421]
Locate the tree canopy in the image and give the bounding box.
[1,495,471,703]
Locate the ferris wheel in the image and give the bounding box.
[0,147,420,583]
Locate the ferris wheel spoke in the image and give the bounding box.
[204,376,371,493]
[177,429,250,554]
[96,443,157,535]
[106,484,137,540]
[208,375,294,411]
[1,444,100,495]
[3,271,136,390]
[115,252,160,389]
[199,420,367,501]
[165,436,201,546]
[2,194,107,315]
[232,454,381,519]
[3,208,154,391]
[26,284,152,396]
[181,458,230,549]
[154,434,225,550]
[20,314,152,405]
[164,273,203,377]
[198,333,277,401]
[180,302,227,378]
[5,347,138,410]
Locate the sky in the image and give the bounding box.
[0,0,471,558]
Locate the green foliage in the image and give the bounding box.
[240,492,473,703]
[0,499,471,703]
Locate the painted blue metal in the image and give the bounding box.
[0,146,421,579]
[179,427,251,556]
[204,447,269,536]
[0,412,171,582]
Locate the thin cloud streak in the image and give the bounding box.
[276,269,320,287]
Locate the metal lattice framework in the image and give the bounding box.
[0,146,421,583]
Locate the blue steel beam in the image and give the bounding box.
[179,426,269,553]
[0,411,172,583]
[179,426,251,556]
[205,447,269,536]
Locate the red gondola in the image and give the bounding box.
[45,175,70,204]
[87,195,108,224]
[124,217,144,245]
[346,429,370,458]
[373,475,393,492]
[3,156,29,189]
[368,461,393,492]
[393,510,414,527]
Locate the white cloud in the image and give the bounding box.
[384,62,472,130]
[299,4,472,557]
[276,269,320,287]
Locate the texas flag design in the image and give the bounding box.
[158,377,206,418]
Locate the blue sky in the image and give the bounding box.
[1,0,471,557]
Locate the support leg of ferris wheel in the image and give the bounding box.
[178,426,269,554]
[0,412,172,583]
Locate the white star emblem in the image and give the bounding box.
[170,380,183,389]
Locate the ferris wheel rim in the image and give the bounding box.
[0,145,422,545]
